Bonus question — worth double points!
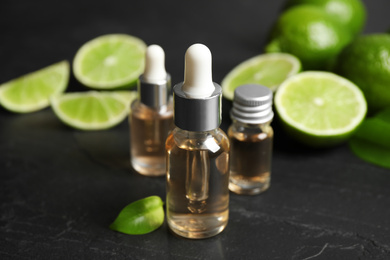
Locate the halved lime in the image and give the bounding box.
[73,34,146,89]
[274,71,367,147]
[221,53,301,100]
[51,91,137,130]
[0,61,69,113]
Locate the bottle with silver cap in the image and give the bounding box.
[228,84,274,195]
[130,44,173,176]
[166,44,230,239]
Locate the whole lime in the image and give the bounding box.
[334,34,390,113]
[284,0,366,37]
[265,6,351,70]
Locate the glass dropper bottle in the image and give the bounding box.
[129,45,173,176]
[165,43,230,239]
[228,84,274,195]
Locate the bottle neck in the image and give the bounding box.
[232,118,271,127]
[173,127,220,139]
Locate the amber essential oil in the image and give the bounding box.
[130,101,173,176]
[228,122,273,195]
[166,128,229,239]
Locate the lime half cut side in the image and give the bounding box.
[221,53,301,100]
[274,71,367,147]
[0,61,69,113]
[51,91,137,130]
[73,34,146,89]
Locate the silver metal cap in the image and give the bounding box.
[231,84,274,124]
[138,74,171,108]
[173,82,222,131]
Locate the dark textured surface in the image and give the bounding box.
[1,0,390,259]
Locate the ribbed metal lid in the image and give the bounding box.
[231,84,273,124]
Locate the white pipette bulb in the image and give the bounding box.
[143,44,167,82]
[182,44,215,98]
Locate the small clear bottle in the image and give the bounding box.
[130,45,173,176]
[166,44,230,239]
[228,84,274,195]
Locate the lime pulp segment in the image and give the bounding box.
[51,91,136,130]
[275,72,367,136]
[0,61,69,113]
[221,53,301,100]
[73,34,146,89]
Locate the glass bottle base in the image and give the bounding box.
[131,156,166,177]
[229,176,270,195]
[167,211,228,239]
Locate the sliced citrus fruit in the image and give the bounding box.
[274,71,367,147]
[73,34,146,89]
[221,53,301,100]
[0,61,69,113]
[51,91,137,130]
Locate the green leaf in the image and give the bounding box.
[375,108,390,123]
[349,108,390,169]
[109,196,164,235]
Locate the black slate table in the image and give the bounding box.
[1,0,390,259]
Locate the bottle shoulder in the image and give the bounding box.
[131,99,173,119]
[228,122,273,142]
[167,127,229,152]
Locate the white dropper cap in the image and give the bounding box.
[182,43,215,98]
[143,44,167,82]
[138,44,170,108]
